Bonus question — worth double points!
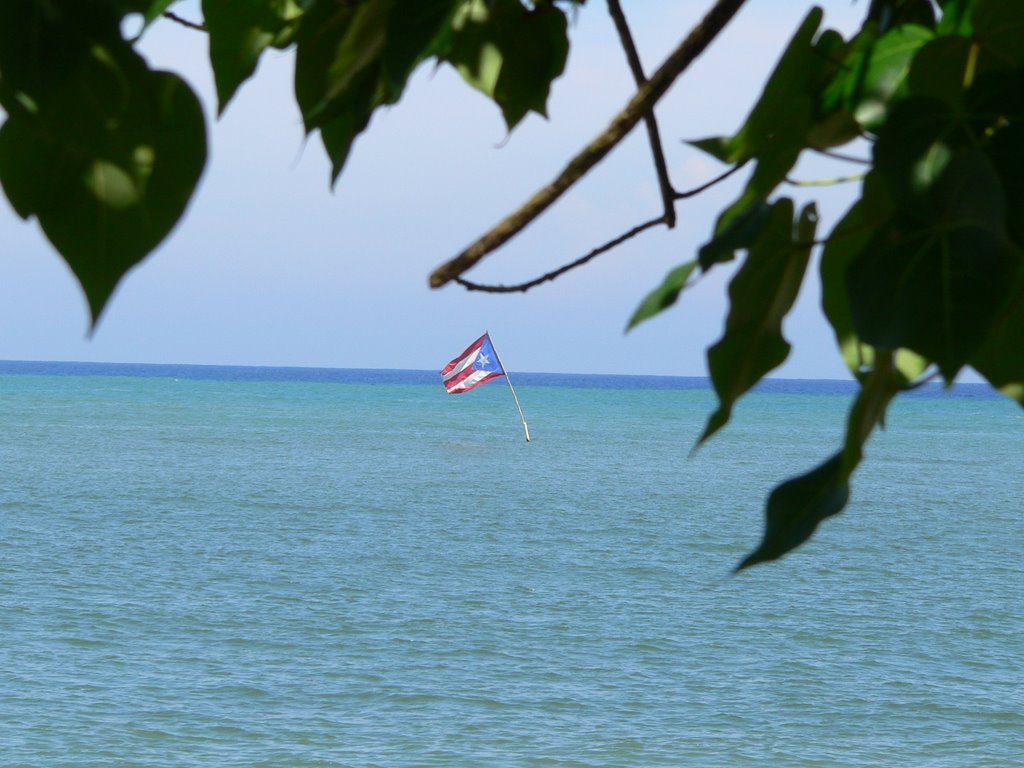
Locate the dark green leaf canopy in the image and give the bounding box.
[0,0,206,324]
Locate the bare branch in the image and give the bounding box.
[455,216,667,293]
[429,0,750,289]
[674,161,746,199]
[454,161,757,293]
[812,147,871,165]
[607,0,676,227]
[162,11,207,32]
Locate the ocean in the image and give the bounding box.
[1,362,1021,767]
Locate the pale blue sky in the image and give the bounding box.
[0,1,872,377]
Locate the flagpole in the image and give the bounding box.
[487,332,531,442]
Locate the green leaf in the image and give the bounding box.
[738,356,903,570]
[872,96,966,210]
[737,453,850,570]
[970,262,1024,406]
[693,7,834,162]
[909,34,1023,122]
[718,8,824,162]
[441,0,569,130]
[820,173,895,374]
[936,0,974,36]
[626,260,697,331]
[697,6,826,184]
[0,2,206,324]
[294,0,459,183]
[847,148,1016,380]
[687,136,735,164]
[697,193,769,270]
[698,201,817,445]
[693,9,829,261]
[973,0,1024,69]
[203,0,303,113]
[825,23,934,130]
[807,109,863,150]
[907,36,975,108]
[989,121,1024,246]
[865,0,937,32]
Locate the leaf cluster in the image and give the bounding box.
[631,0,1024,567]
[0,0,580,323]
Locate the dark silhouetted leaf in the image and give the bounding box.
[691,7,834,164]
[697,195,770,270]
[693,9,829,256]
[687,136,734,163]
[907,36,974,108]
[971,263,1024,406]
[847,148,1015,379]
[203,0,302,113]
[441,0,568,130]
[706,8,823,163]
[294,0,458,183]
[872,96,967,211]
[820,173,895,373]
[699,201,817,445]
[738,356,903,569]
[989,122,1024,246]
[936,0,974,36]
[973,0,1024,68]
[626,260,697,331]
[0,1,206,324]
[825,23,933,130]
[864,0,936,32]
[737,453,850,570]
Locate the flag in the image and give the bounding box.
[441,333,505,394]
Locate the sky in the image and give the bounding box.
[0,0,875,377]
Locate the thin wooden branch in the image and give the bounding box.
[455,216,667,293]
[453,161,753,293]
[429,0,750,289]
[162,11,207,32]
[674,161,746,199]
[607,0,676,227]
[812,147,871,165]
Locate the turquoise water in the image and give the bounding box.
[1,364,1021,767]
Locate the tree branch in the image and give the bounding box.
[454,216,667,293]
[606,0,676,227]
[451,160,754,294]
[674,161,746,199]
[812,147,871,165]
[429,0,750,289]
[162,11,207,32]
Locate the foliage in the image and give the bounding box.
[0,0,1021,568]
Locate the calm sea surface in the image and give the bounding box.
[1,362,1021,767]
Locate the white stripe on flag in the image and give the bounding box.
[442,349,479,382]
[448,369,493,391]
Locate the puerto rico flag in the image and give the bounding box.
[441,333,505,394]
